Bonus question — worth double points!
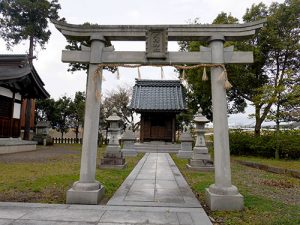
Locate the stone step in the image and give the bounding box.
[135,143,180,148]
[134,143,180,153]
[135,148,179,153]
[0,138,37,154]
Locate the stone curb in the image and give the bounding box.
[234,160,300,179]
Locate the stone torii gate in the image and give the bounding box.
[53,19,265,210]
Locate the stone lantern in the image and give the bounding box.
[177,130,193,158]
[36,121,50,136]
[187,108,214,171]
[32,121,53,145]
[121,128,137,157]
[100,108,126,168]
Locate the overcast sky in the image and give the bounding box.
[0,0,283,127]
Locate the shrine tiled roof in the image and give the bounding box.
[0,54,49,98]
[130,79,186,113]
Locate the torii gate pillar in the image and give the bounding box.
[66,35,106,204]
[205,36,243,210]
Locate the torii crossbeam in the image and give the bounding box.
[52,19,266,210]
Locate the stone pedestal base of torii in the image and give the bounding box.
[53,19,265,210]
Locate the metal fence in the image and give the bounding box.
[52,137,83,144]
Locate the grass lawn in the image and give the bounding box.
[0,144,143,204]
[232,156,300,171]
[172,155,300,225]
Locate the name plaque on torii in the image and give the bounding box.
[52,19,266,210]
[146,28,168,59]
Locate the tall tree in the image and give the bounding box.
[53,96,72,139]
[0,0,61,140]
[36,96,72,139]
[179,1,299,137]
[101,87,138,131]
[178,13,244,123]
[0,0,61,58]
[69,91,86,140]
[242,0,300,135]
[35,98,58,125]
[280,85,300,123]
[36,94,86,139]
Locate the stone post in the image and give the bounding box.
[121,129,137,157]
[205,35,244,210]
[66,35,106,204]
[187,108,213,171]
[177,131,193,159]
[32,121,52,145]
[100,109,126,168]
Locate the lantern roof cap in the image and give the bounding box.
[106,107,122,121]
[193,107,209,123]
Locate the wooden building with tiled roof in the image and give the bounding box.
[130,79,186,143]
[0,55,49,138]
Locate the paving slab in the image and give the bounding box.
[0,207,30,219]
[20,208,105,222]
[0,203,212,225]
[11,220,93,225]
[108,153,201,208]
[0,219,13,225]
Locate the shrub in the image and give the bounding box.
[229,129,300,159]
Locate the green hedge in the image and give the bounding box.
[229,130,300,159]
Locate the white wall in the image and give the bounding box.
[15,93,22,100]
[0,87,22,119]
[0,87,13,98]
[13,103,21,119]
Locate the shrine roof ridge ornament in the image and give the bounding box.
[51,19,267,42]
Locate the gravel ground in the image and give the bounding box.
[233,162,300,206]
[0,145,81,163]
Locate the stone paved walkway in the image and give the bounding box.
[108,153,201,207]
[106,153,212,224]
[0,153,212,225]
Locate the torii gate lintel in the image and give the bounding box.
[61,48,253,65]
[52,19,266,42]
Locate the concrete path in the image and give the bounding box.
[0,153,212,225]
[108,153,201,207]
[106,153,212,224]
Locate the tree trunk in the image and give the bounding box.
[75,126,79,143]
[29,35,34,63]
[275,93,281,159]
[23,99,32,140]
[24,36,34,140]
[254,105,262,136]
[254,123,261,136]
[61,131,64,139]
[275,98,281,133]
[254,100,274,137]
[275,127,280,159]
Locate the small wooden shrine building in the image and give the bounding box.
[130,79,186,143]
[0,55,49,138]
